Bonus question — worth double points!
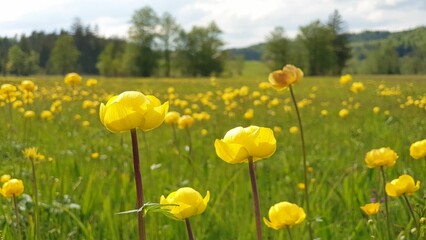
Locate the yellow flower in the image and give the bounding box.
[350,82,365,93]
[320,110,328,116]
[201,129,208,136]
[91,152,100,159]
[339,74,352,84]
[268,64,303,90]
[373,106,380,114]
[386,174,420,197]
[64,72,82,87]
[409,139,426,159]
[178,115,194,129]
[86,78,98,87]
[360,203,380,216]
[82,121,90,127]
[23,147,39,159]
[1,179,24,197]
[40,110,53,121]
[24,110,36,119]
[244,109,254,120]
[164,111,181,125]
[365,147,398,168]
[20,80,36,92]
[160,187,210,219]
[0,83,17,102]
[215,126,276,164]
[263,201,306,229]
[339,109,349,118]
[297,183,305,190]
[0,174,11,183]
[289,126,298,135]
[99,91,169,133]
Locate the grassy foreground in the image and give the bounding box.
[0,73,425,239]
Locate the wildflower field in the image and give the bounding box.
[0,70,425,240]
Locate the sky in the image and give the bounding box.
[1,0,425,48]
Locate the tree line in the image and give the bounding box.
[1,7,424,77]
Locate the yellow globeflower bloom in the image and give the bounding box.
[164,111,181,125]
[373,106,380,114]
[0,174,11,183]
[178,115,194,129]
[339,74,352,84]
[244,108,254,120]
[409,139,426,159]
[23,147,39,159]
[268,64,303,90]
[360,203,380,216]
[365,147,398,168]
[339,108,349,118]
[40,110,53,121]
[1,179,24,197]
[289,126,299,135]
[350,82,365,93]
[91,152,100,159]
[160,187,210,219]
[215,126,276,164]
[86,78,98,87]
[0,83,17,102]
[24,110,36,119]
[320,109,328,116]
[99,91,169,133]
[64,72,82,87]
[385,174,420,197]
[263,201,306,229]
[20,80,36,92]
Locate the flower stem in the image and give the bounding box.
[403,194,419,230]
[30,158,39,240]
[379,166,392,239]
[286,226,294,240]
[13,195,22,240]
[185,218,195,240]
[171,125,180,156]
[185,128,193,164]
[130,129,146,240]
[289,85,313,240]
[248,157,262,240]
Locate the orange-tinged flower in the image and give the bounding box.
[99,91,169,133]
[365,147,398,168]
[1,179,24,197]
[409,139,426,159]
[160,187,210,219]
[215,126,276,164]
[64,73,82,87]
[263,201,306,229]
[268,64,303,90]
[385,174,420,197]
[360,203,380,216]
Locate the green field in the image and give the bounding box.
[0,72,425,239]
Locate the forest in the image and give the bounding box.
[1,7,425,77]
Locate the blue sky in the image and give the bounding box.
[1,0,425,48]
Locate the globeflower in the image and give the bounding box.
[339,74,352,84]
[339,109,349,118]
[0,174,11,183]
[164,111,181,125]
[1,179,24,198]
[350,82,365,93]
[20,80,36,92]
[360,203,380,216]
[263,201,306,229]
[86,78,98,87]
[409,139,426,159]
[99,91,169,133]
[40,110,53,121]
[160,187,210,220]
[64,72,82,87]
[215,126,276,164]
[268,64,303,90]
[24,110,36,119]
[386,174,420,197]
[365,147,398,168]
[178,115,194,129]
[0,83,17,102]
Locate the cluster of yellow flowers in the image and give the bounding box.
[0,175,24,198]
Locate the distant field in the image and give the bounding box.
[0,73,425,239]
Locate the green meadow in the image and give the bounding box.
[0,68,425,239]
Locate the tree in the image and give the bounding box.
[298,20,336,75]
[47,35,80,74]
[262,27,292,70]
[129,6,160,76]
[176,22,225,76]
[6,45,26,75]
[327,10,351,75]
[158,12,181,77]
[97,40,125,76]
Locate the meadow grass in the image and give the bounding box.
[0,73,425,239]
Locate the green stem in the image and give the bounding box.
[248,157,262,240]
[185,218,195,240]
[130,129,146,240]
[379,166,392,239]
[171,125,180,155]
[289,85,313,240]
[403,194,419,230]
[185,128,192,164]
[30,158,38,240]
[13,195,22,240]
[286,226,293,240]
